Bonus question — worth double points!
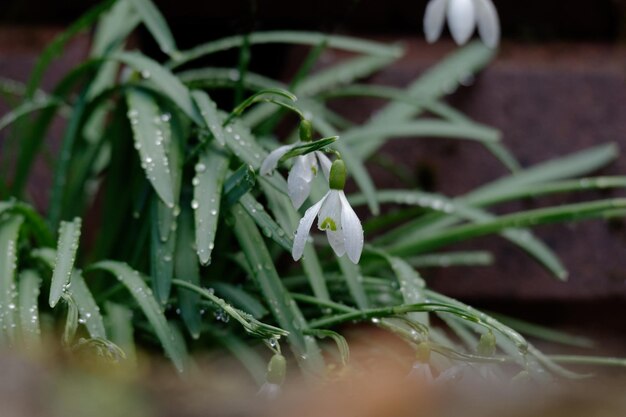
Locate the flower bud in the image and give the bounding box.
[329,159,346,190]
[266,353,287,385]
[477,331,496,357]
[299,119,313,142]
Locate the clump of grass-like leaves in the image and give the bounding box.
[0,0,625,388]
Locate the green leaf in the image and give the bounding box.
[0,98,62,132]
[343,119,499,147]
[223,165,257,207]
[150,198,176,305]
[174,205,202,338]
[304,329,350,366]
[230,205,324,372]
[212,282,269,319]
[172,279,288,339]
[279,136,338,161]
[389,199,626,258]
[238,194,292,251]
[18,270,41,349]
[337,257,369,310]
[90,261,187,372]
[50,217,82,308]
[126,88,175,208]
[297,55,399,96]
[114,51,201,124]
[357,41,495,158]
[193,145,229,265]
[69,269,107,339]
[169,31,403,69]
[487,311,594,349]
[105,302,137,364]
[128,0,178,56]
[353,190,567,280]
[191,90,227,146]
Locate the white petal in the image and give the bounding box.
[473,0,500,48]
[408,363,434,383]
[260,144,296,176]
[326,230,346,257]
[258,383,281,400]
[292,193,327,261]
[447,0,476,45]
[315,152,332,180]
[317,190,342,231]
[338,192,363,264]
[287,155,315,209]
[423,0,448,43]
[288,173,312,209]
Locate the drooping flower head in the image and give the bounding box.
[292,159,364,264]
[424,0,500,48]
[260,119,332,209]
[258,353,287,400]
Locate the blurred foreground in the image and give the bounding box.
[1,329,624,417]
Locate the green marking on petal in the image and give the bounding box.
[320,217,337,231]
[311,165,318,176]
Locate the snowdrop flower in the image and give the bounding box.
[258,353,286,400]
[407,342,434,383]
[424,0,500,48]
[292,159,364,264]
[260,120,332,209]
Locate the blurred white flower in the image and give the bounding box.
[292,159,364,264]
[260,145,332,209]
[423,0,500,48]
[408,362,435,383]
[257,382,282,400]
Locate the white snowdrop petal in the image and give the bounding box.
[292,194,327,261]
[258,382,281,400]
[338,192,364,264]
[408,363,435,384]
[317,190,342,231]
[447,0,476,45]
[326,229,346,257]
[474,0,500,48]
[315,151,333,180]
[260,144,295,176]
[423,0,448,43]
[287,174,312,209]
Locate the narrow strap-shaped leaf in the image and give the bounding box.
[18,269,41,349]
[223,165,256,207]
[169,31,403,69]
[304,329,350,366]
[368,247,428,324]
[114,51,202,124]
[49,217,82,308]
[193,145,229,265]
[91,261,186,372]
[354,190,567,280]
[0,98,62,132]
[297,54,399,97]
[175,205,202,338]
[150,198,176,305]
[126,88,175,208]
[192,90,227,146]
[212,282,269,319]
[337,257,369,310]
[69,269,107,339]
[389,199,626,258]
[128,0,178,56]
[238,193,292,251]
[105,302,137,364]
[357,41,495,158]
[230,205,324,372]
